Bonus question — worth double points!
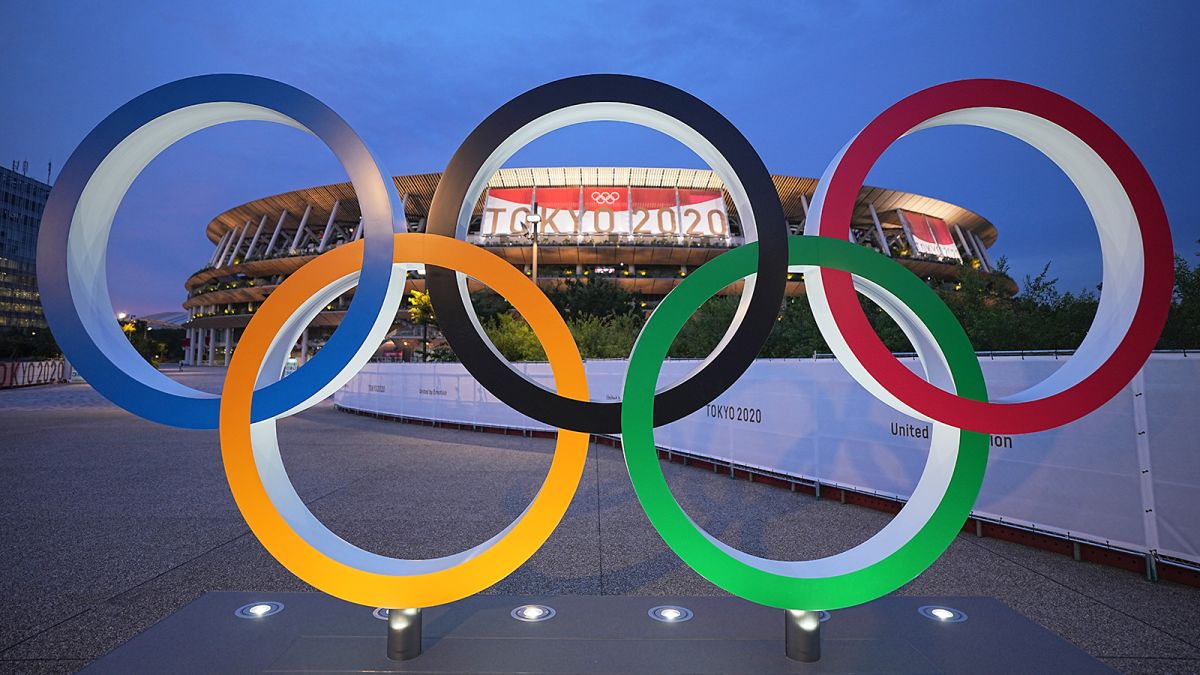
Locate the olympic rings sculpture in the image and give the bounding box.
[38,74,1173,613]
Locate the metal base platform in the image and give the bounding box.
[83,593,1111,673]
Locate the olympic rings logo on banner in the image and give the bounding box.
[38,74,1173,612]
[590,190,621,204]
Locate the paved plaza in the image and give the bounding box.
[2,368,1199,673]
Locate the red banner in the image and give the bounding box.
[480,186,727,237]
[899,210,961,260]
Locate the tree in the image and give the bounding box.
[470,289,512,322]
[763,296,831,357]
[666,295,738,359]
[482,313,545,362]
[937,264,1021,351]
[569,314,642,359]
[665,294,837,359]
[424,345,458,362]
[119,319,169,367]
[548,278,640,319]
[1160,241,1200,349]
[0,328,61,360]
[407,289,436,361]
[399,244,1200,363]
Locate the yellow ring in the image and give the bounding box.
[219,233,589,608]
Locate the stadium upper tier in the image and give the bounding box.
[183,168,1010,330]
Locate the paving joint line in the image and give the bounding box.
[593,436,605,595]
[961,535,1200,652]
[0,468,371,658]
[0,607,94,658]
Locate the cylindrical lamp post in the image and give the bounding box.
[785,609,822,662]
[525,202,541,284]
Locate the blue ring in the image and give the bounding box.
[37,74,403,428]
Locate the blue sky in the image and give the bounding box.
[1,1,1196,315]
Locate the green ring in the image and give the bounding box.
[621,235,989,610]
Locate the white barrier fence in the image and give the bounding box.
[334,354,1200,566]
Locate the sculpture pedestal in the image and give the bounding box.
[83,593,1110,673]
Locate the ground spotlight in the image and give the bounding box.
[511,604,556,622]
[234,601,284,619]
[648,605,694,623]
[918,605,967,623]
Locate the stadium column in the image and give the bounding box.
[215,224,242,269]
[895,210,920,257]
[952,224,975,261]
[208,230,231,267]
[214,229,232,268]
[243,214,270,260]
[224,220,252,267]
[317,200,341,252]
[208,232,223,267]
[222,328,232,366]
[206,329,216,366]
[264,209,290,257]
[868,203,892,257]
[969,230,995,272]
[289,204,313,252]
[299,328,309,365]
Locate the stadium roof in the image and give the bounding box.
[204,168,999,247]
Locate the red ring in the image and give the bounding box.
[814,79,1173,434]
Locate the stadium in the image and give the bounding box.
[179,168,1008,366]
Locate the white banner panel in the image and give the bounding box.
[630,188,728,238]
[335,354,1199,564]
[0,359,69,388]
[1141,356,1200,563]
[580,187,629,235]
[534,187,584,235]
[480,187,534,236]
[676,189,729,237]
[479,187,728,238]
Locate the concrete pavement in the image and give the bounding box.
[1,367,1198,673]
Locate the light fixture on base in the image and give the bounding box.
[917,605,968,623]
[234,601,284,619]
[511,604,556,622]
[648,605,694,623]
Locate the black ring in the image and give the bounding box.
[426,74,787,433]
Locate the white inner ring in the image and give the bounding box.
[680,265,964,577]
[66,101,405,417]
[451,102,761,397]
[68,103,305,402]
[804,107,1142,420]
[248,262,550,575]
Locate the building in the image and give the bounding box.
[181,168,1009,366]
[0,164,51,328]
[139,311,188,330]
